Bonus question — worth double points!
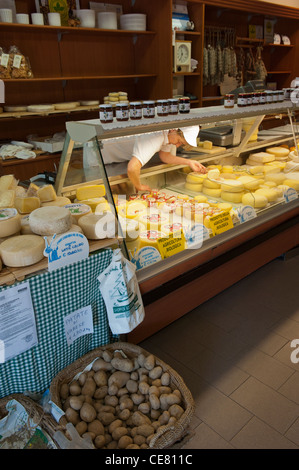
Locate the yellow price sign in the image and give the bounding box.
[157,230,185,259]
[209,211,234,236]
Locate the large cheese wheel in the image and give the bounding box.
[283,179,299,190]
[74,197,107,212]
[41,196,71,207]
[47,224,83,243]
[221,191,245,203]
[203,179,221,189]
[202,187,222,198]
[237,175,260,190]
[64,203,92,223]
[186,172,207,184]
[15,196,40,214]
[29,206,72,236]
[0,208,21,238]
[264,173,287,185]
[207,169,220,180]
[76,184,106,201]
[185,182,203,192]
[242,192,268,208]
[255,188,278,202]
[0,234,45,267]
[37,184,57,202]
[249,152,275,163]
[220,179,244,192]
[266,147,289,159]
[78,212,116,239]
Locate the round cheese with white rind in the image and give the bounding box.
[0,234,45,267]
[266,147,290,159]
[78,212,116,239]
[203,179,221,189]
[221,191,245,203]
[220,179,245,193]
[186,172,207,184]
[0,208,21,238]
[255,188,279,202]
[29,206,72,236]
[64,203,92,223]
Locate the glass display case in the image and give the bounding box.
[55,102,299,283]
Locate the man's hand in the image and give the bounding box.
[134,183,152,192]
[188,160,207,173]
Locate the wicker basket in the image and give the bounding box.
[50,341,195,449]
[0,393,62,448]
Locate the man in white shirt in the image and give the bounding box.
[101,126,206,191]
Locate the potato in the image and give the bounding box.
[166,393,181,406]
[107,440,118,449]
[108,371,130,388]
[69,396,84,411]
[131,411,151,426]
[126,379,138,394]
[65,407,80,425]
[81,377,96,397]
[118,408,131,421]
[94,386,108,400]
[97,411,116,425]
[112,426,128,441]
[159,410,170,425]
[80,402,97,423]
[75,421,88,436]
[119,397,133,411]
[83,395,94,406]
[117,387,128,397]
[94,370,108,387]
[139,381,150,395]
[136,424,155,437]
[133,434,146,446]
[94,434,106,448]
[126,444,140,449]
[151,379,161,387]
[131,394,145,406]
[82,431,96,441]
[102,350,113,362]
[108,384,118,396]
[69,381,81,396]
[150,409,160,420]
[159,394,169,411]
[169,404,184,419]
[159,386,172,395]
[109,419,123,434]
[87,419,105,436]
[111,357,135,373]
[92,358,113,371]
[149,394,160,410]
[78,372,87,386]
[104,395,118,407]
[118,435,133,449]
[149,366,163,380]
[138,402,150,414]
[60,383,69,400]
[144,354,155,371]
[149,385,160,396]
[130,371,139,381]
[161,372,170,386]
[137,353,146,367]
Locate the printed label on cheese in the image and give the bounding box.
[129,246,162,270]
[0,208,18,221]
[157,231,185,259]
[209,211,234,236]
[44,232,89,272]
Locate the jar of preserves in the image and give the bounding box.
[116,102,129,121]
[259,92,266,104]
[224,94,235,108]
[142,100,155,118]
[99,104,113,123]
[271,91,278,103]
[156,99,169,116]
[129,101,142,120]
[168,98,179,115]
[246,93,253,106]
[266,91,273,103]
[278,90,284,102]
[252,93,260,105]
[237,93,247,107]
[179,96,190,113]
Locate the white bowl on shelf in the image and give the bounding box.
[75,9,96,28]
[120,13,146,31]
[98,11,117,30]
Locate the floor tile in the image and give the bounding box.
[273,342,299,372]
[285,417,299,446]
[182,422,235,449]
[278,371,299,405]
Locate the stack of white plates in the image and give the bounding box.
[120,13,146,31]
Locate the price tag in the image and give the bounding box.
[284,187,298,203]
[237,205,257,223]
[185,223,210,249]
[209,210,234,236]
[0,53,9,68]
[64,305,94,346]
[157,230,185,259]
[12,54,22,69]
[44,232,89,272]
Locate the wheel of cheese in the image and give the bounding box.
[37,184,57,202]
[248,152,275,163]
[78,212,116,239]
[29,206,72,236]
[207,169,220,180]
[237,176,260,190]
[203,179,221,189]
[80,100,99,106]
[64,203,92,223]
[0,208,21,238]
[283,179,299,190]
[184,182,203,192]
[220,179,244,192]
[255,188,279,202]
[193,195,208,203]
[126,201,147,219]
[138,211,169,230]
[186,172,207,184]
[54,102,79,110]
[242,192,268,208]
[217,202,233,211]
[41,196,71,207]
[266,147,290,159]
[221,191,245,203]
[264,173,286,185]
[0,234,45,267]
[202,187,222,198]
[27,104,55,113]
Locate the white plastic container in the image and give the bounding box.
[120,13,146,31]
[48,12,61,26]
[16,13,29,24]
[98,11,117,29]
[31,13,44,25]
[0,8,13,23]
[75,9,96,28]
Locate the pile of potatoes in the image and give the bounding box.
[59,348,186,449]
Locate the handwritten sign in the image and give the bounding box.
[209,211,234,236]
[157,231,185,259]
[64,305,94,346]
[44,232,89,272]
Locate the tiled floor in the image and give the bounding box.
[139,253,299,449]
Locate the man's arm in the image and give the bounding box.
[127,156,151,192]
[159,151,207,173]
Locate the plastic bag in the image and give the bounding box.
[9,45,33,79]
[98,248,145,334]
[0,47,12,79]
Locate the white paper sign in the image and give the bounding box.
[0,282,38,363]
[64,305,94,346]
[284,187,298,203]
[44,232,89,272]
[237,205,257,223]
[185,223,210,249]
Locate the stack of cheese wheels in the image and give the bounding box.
[255,187,279,202]
[0,234,45,267]
[266,146,290,161]
[246,152,275,166]
[29,206,72,236]
[185,172,207,192]
[202,175,221,198]
[220,179,245,203]
[78,212,116,239]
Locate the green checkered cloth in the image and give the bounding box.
[0,248,119,399]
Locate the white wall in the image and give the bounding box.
[257,0,299,8]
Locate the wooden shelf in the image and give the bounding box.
[2,74,157,83]
[236,36,264,43]
[267,70,292,74]
[264,43,294,47]
[173,72,201,76]
[174,30,201,36]
[0,104,100,119]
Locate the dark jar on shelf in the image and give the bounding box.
[224,94,235,108]
[129,101,142,120]
[99,104,113,123]
[168,98,179,115]
[237,93,247,107]
[142,100,155,118]
[179,97,190,113]
[156,99,169,116]
[116,102,129,121]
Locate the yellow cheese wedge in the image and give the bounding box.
[76,184,106,201]
[283,179,299,190]
[221,191,245,203]
[74,197,107,212]
[249,152,275,163]
[242,192,268,208]
[37,184,57,202]
[255,188,278,202]
[40,196,71,207]
[203,140,213,150]
[202,187,222,198]
[0,234,45,267]
[0,174,18,191]
[0,190,15,208]
[78,212,116,239]
[26,182,39,197]
[220,179,245,192]
[203,179,221,189]
[0,208,21,238]
[185,182,203,192]
[15,196,41,214]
